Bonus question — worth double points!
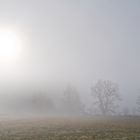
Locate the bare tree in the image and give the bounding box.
[91,80,121,115]
[61,85,84,116]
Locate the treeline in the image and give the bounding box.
[4,80,140,116]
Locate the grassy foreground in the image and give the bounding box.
[0,117,140,140]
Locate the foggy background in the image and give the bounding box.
[0,0,140,117]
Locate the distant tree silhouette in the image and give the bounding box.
[91,80,121,115]
[137,95,140,113]
[122,107,130,116]
[61,85,84,116]
[132,107,137,116]
[29,91,54,114]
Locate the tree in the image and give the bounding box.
[122,107,130,116]
[132,107,137,116]
[61,85,84,116]
[137,95,140,113]
[91,80,121,115]
[29,91,54,114]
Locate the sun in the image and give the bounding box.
[0,28,22,63]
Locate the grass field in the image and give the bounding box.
[0,116,140,140]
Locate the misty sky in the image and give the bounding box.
[0,0,140,108]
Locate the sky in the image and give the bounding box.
[0,0,139,110]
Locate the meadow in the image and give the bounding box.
[0,116,140,140]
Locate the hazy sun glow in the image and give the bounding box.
[0,28,22,63]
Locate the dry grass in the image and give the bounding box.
[0,116,140,140]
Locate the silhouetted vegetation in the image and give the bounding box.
[91,80,121,115]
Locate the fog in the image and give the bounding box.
[0,0,140,117]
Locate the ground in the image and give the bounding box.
[0,116,140,140]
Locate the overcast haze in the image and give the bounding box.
[0,0,140,115]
